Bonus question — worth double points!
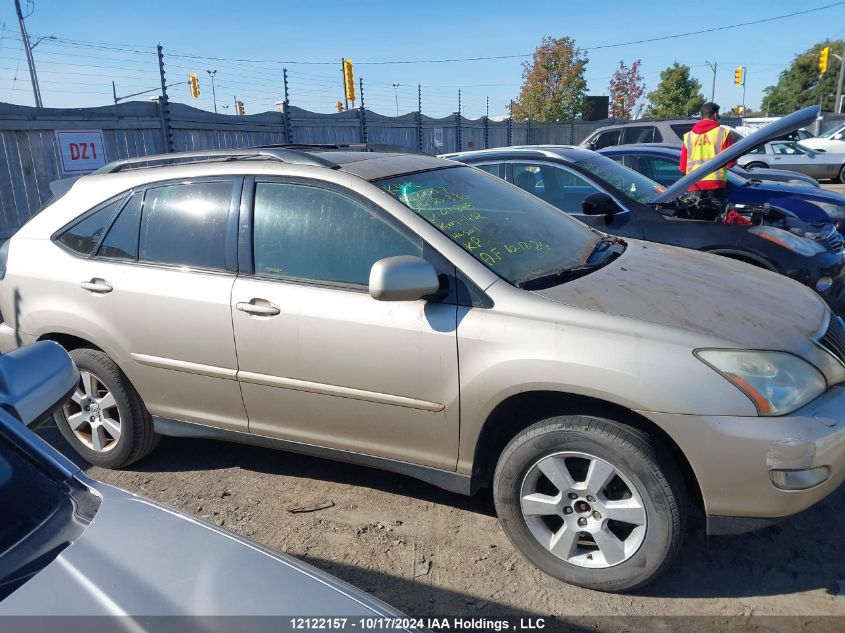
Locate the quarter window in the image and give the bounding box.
[139,181,231,270]
[253,182,422,286]
[55,198,123,256]
[98,193,142,261]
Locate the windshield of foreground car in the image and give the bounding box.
[378,166,600,286]
[575,154,668,205]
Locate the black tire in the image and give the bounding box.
[743,162,768,171]
[493,415,687,592]
[837,164,845,184]
[54,348,159,468]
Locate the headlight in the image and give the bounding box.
[810,200,845,219]
[695,350,826,415]
[748,225,827,256]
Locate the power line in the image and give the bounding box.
[21,2,841,68]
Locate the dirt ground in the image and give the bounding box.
[37,421,845,633]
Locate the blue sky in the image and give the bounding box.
[0,0,843,118]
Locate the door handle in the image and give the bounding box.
[81,279,113,294]
[236,300,280,317]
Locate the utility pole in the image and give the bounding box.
[206,69,218,113]
[835,45,845,114]
[705,61,717,103]
[392,83,400,117]
[112,81,118,105]
[741,66,747,116]
[14,0,42,107]
[359,77,367,144]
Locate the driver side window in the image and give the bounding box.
[253,182,422,287]
[512,163,602,215]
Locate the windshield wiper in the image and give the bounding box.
[518,236,625,290]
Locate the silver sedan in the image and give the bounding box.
[737,140,845,182]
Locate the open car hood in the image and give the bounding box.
[654,105,820,203]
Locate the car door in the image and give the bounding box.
[81,178,248,432]
[507,161,644,238]
[231,177,460,470]
[620,126,658,144]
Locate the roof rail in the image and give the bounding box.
[255,143,431,155]
[92,148,339,175]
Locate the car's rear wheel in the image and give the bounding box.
[55,348,159,468]
[743,162,768,170]
[493,415,686,592]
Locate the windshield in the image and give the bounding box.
[0,440,64,558]
[378,167,599,286]
[575,154,668,204]
[821,124,844,138]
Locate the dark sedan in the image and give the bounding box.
[443,143,845,314]
[598,143,845,234]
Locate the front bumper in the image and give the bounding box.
[641,384,845,533]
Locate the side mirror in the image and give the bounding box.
[0,341,78,428]
[582,192,623,216]
[369,256,440,302]
[834,133,843,140]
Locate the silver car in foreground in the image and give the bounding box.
[0,342,403,621]
[0,106,843,592]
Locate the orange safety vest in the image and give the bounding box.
[683,126,729,182]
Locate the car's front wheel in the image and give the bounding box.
[493,415,687,592]
[54,348,159,468]
[743,162,768,170]
[837,163,845,183]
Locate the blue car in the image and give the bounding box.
[599,143,845,235]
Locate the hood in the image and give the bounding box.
[0,484,397,617]
[656,105,821,203]
[534,240,828,353]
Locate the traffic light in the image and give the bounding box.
[343,59,355,102]
[235,100,245,116]
[336,100,343,113]
[820,46,830,73]
[734,67,744,85]
[188,73,200,99]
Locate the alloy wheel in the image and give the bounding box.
[519,451,647,569]
[63,370,121,452]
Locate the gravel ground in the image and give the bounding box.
[37,421,845,633]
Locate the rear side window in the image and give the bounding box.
[670,123,695,139]
[622,126,656,143]
[98,193,142,261]
[139,182,231,270]
[54,198,123,256]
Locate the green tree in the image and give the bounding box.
[761,40,844,114]
[512,35,589,122]
[646,63,705,118]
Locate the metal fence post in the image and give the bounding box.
[282,68,292,144]
[507,100,513,147]
[156,44,174,152]
[359,77,368,144]
[456,89,462,152]
[527,116,532,145]
[483,96,489,149]
[416,84,423,152]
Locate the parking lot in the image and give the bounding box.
[38,411,845,632]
